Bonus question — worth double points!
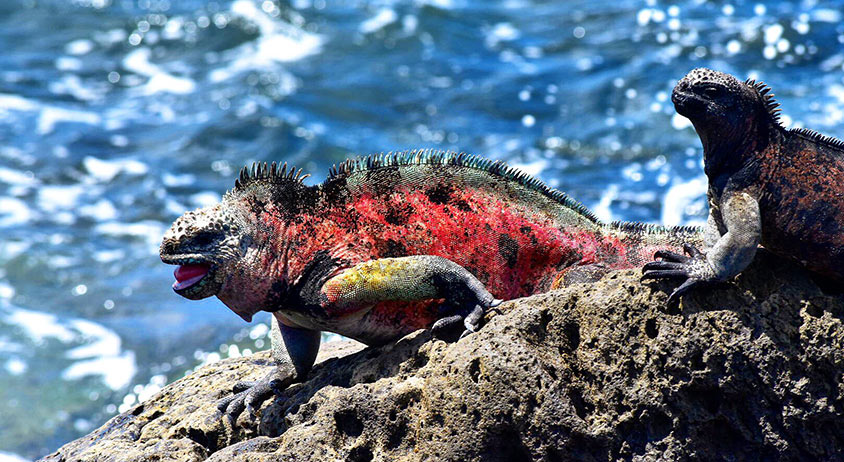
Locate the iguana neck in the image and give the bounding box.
[697,116,780,182]
[215,216,298,320]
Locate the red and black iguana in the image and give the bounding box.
[643,68,844,303]
[160,150,701,421]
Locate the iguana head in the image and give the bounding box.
[672,68,780,174]
[160,203,244,300]
[161,162,316,322]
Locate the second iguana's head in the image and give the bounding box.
[672,68,780,168]
[160,162,316,322]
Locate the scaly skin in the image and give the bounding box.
[643,68,844,303]
[160,150,702,422]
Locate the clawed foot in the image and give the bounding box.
[431,289,502,340]
[216,372,285,424]
[642,243,716,306]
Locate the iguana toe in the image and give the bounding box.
[651,249,690,263]
[217,376,278,423]
[666,278,706,306]
[431,314,464,338]
[462,304,485,333]
[433,296,499,341]
[643,243,715,303]
[220,392,247,424]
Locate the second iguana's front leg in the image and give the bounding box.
[321,255,502,337]
[218,318,320,423]
[643,191,761,304]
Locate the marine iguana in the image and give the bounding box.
[160,150,702,422]
[643,68,844,303]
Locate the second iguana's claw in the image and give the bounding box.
[642,243,715,305]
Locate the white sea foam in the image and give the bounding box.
[592,184,619,222]
[83,156,149,182]
[62,352,137,391]
[162,172,196,187]
[79,199,118,221]
[3,305,137,391]
[0,197,35,226]
[5,308,77,344]
[0,242,29,260]
[360,8,398,34]
[0,167,37,186]
[209,0,323,82]
[134,374,167,404]
[660,175,708,226]
[165,198,190,217]
[38,184,86,213]
[55,56,83,72]
[95,220,167,252]
[510,158,548,177]
[0,338,22,353]
[190,191,220,208]
[123,48,196,95]
[37,106,101,135]
[49,74,103,101]
[92,249,125,263]
[0,93,38,111]
[0,282,14,300]
[0,451,30,462]
[5,358,26,375]
[671,113,693,130]
[65,39,94,55]
[812,8,841,22]
[487,22,520,48]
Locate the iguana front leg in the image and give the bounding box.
[218,318,320,422]
[321,255,502,337]
[643,191,761,304]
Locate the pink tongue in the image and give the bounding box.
[173,264,210,290]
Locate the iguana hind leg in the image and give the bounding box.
[321,255,502,338]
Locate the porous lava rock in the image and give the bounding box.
[40,250,844,461]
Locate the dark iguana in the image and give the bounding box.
[643,68,844,303]
[160,150,702,422]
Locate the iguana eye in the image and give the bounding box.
[192,231,217,247]
[702,85,724,98]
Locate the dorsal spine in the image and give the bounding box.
[327,149,601,224]
[744,78,844,151]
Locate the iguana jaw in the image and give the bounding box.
[671,88,709,120]
[160,254,223,300]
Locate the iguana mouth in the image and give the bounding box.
[671,89,706,118]
[160,255,221,300]
[174,264,210,290]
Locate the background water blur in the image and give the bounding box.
[0,0,842,459]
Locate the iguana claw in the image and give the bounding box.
[216,373,280,423]
[642,243,714,304]
[431,297,502,340]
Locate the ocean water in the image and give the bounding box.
[1,0,843,459]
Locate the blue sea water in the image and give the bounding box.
[1,0,843,459]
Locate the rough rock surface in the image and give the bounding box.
[41,251,844,461]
